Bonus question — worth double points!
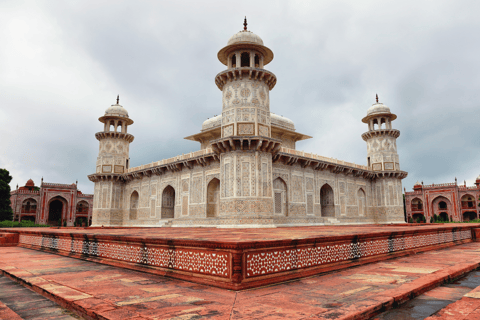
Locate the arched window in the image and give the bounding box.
[254,54,260,67]
[273,178,288,215]
[373,119,379,130]
[438,201,447,209]
[320,184,335,217]
[231,54,236,68]
[22,198,37,213]
[109,120,115,132]
[161,186,175,219]
[357,189,366,216]
[76,201,89,213]
[461,195,475,208]
[130,191,139,220]
[206,179,220,217]
[411,198,423,211]
[241,52,250,67]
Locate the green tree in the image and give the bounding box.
[0,169,13,221]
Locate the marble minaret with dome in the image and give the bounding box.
[88,20,407,227]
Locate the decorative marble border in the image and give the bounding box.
[246,230,472,278]
[19,235,230,278]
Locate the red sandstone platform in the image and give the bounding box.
[1,224,479,290]
[2,241,480,319]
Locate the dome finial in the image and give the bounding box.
[116,95,119,105]
[376,94,379,103]
[244,16,247,31]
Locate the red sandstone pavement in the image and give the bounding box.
[424,283,480,319]
[3,223,479,243]
[2,242,480,319]
[0,301,22,320]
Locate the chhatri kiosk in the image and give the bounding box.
[88,20,407,227]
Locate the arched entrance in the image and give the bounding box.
[273,178,287,215]
[439,212,449,222]
[206,179,220,217]
[463,211,477,221]
[412,213,424,222]
[432,196,452,222]
[320,184,335,217]
[161,186,175,219]
[48,199,64,226]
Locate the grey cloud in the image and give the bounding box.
[1,0,480,195]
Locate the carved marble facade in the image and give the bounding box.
[88,22,407,227]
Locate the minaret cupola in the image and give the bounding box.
[93,96,134,176]
[361,95,401,171]
[215,18,277,140]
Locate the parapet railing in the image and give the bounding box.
[13,190,40,194]
[42,182,76,188]
[128,148,214,173]
[279,147,369,170]
[458,186,478,190]
[422,183,456,188]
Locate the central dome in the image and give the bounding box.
[227,30,264,46]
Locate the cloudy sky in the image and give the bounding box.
[1,0,479,194]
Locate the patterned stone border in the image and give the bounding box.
[246,230,472,277]
[19,235,230,278]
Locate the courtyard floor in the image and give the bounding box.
[1,241,480,319]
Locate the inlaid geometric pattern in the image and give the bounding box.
[246,229,471,277]
[19,235,230,278]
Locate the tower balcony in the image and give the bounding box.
[95,131,134,143]
[215,67,277,91]
[361,129,400,141]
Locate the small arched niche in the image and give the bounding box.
[231,54,236,68]
[206,178,220,217]
[320,184,335,217]
[161,186,175,219]
[130,191,139,220]
[357,188,366,216]
[273,177,288,216]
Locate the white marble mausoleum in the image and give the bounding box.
[88,21,408,227]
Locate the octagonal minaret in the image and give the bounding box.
[362,95,406,223]
[215,18,276,138]
[362,95,400,172]
[209,19,281,221]
[88,96,134,226]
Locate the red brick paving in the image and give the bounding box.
[2,241,480,319]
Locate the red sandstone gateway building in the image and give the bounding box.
[405,176,480,222]
[9,179,93,226]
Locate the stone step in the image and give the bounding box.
[0,274,82,319]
